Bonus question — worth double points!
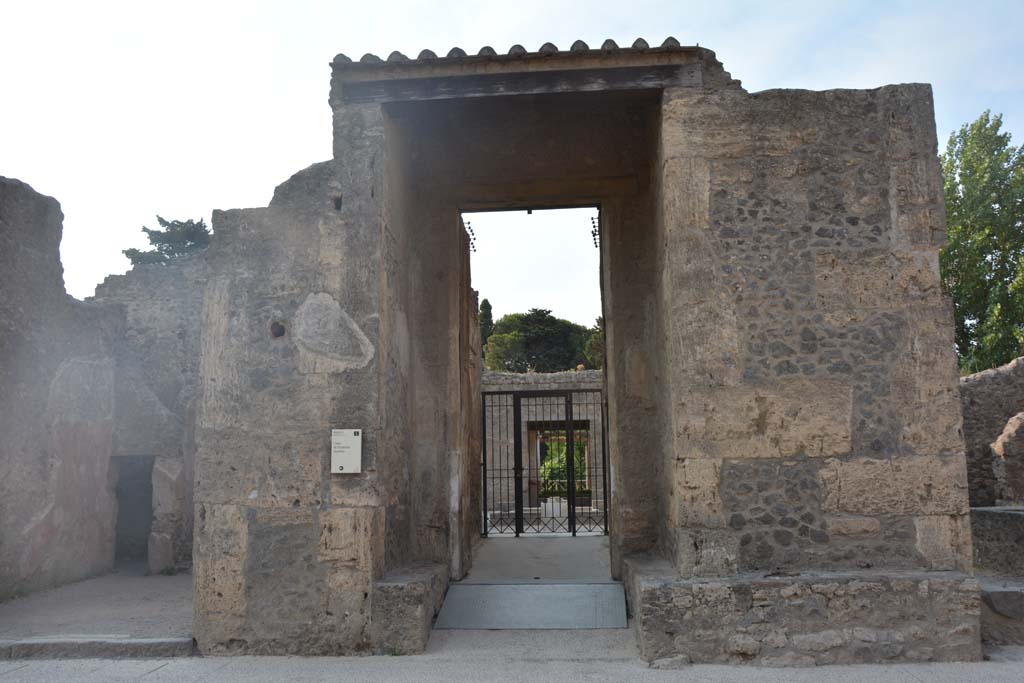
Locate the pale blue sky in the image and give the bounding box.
[2,0,1021,315]
[466,209,602,327]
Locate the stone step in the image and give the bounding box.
[0,636,194,659]
[980,576,1024,645]
[434,583,627,629]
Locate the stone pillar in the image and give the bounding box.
[193,102,390,653]
[624,83,980,665]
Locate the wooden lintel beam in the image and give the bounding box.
[415,175,644,209]
[338,64,701,104]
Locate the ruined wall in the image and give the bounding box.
[0,177,121,599]
[191,45,977,660]
[960,357,1024,506]
[482,369,603,392]
[92,251,207,571]
[658,84,971,578]
[192,156,390,653]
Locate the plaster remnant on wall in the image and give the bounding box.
[46,358,115,421]
[294,292,374,373]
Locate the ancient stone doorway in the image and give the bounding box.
[111,455,154,564]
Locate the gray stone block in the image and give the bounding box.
[623,555,981,665]
[371,563,448,655]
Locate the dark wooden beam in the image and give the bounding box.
[337,64,701,104]
[415,175,646,209]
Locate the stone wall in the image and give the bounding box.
[193,159,385,653]
[92,251,207,571]
[626,557,980,666]
[482,369,602,392]
[960,358,1024,506]
[192,153,474,654]
[657,84,971,579]
[0,177,122,599]
[614,78,980,664]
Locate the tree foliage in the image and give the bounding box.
[479,299,494,348]
[482,331,528,372]
[483,308,592,373]
[123,215,211,266]
[940,111,1024,373]
[538,438,588,496]
[583,317,605,369]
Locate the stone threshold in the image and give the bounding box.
[1,636,194,659]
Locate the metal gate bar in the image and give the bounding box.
[481,388,608,536]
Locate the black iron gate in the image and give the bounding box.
[482,389,609,536]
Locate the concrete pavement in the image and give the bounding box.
[1,632,1023,682]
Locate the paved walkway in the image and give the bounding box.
[462,535,612,583]
[0,561,192,657]
[1,634,1022,682]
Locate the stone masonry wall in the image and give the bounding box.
[0,177,122,599]
[193,141,466,652]
[192,156,389,653]
[482,369,602,392]
[960,357,1024,506]
[189,47,976,660]
[92,253,207,571]
[658,84,971,578]
[626,557,980,666]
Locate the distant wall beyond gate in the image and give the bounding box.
[482,370,603,393]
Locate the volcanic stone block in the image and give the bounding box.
[673,379,853,459]
[896,303,964,457]
[624,555,981,665]
[319,506,384,574]
[193,504,248,619]
[674,457,723,527]
[370,563,447,655]
[979,577,1024,645]
[972,507,1024,575]
[814,250,942,312]
[819,455,969,516]
[913,514,971,571]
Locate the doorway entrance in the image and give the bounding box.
[111,455,154,565]
[483,389,608,536]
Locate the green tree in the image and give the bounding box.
[123,216,211,266]
[583,317,605,369]
[479,299,494,348]
[538,438,588,497]
[490,308,589,372]
[482,331,528,372]
[940,112,1024,373]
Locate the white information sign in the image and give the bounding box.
[331,429,362,474]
